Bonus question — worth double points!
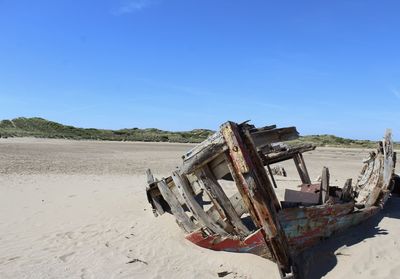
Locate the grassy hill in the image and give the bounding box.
[290,134,400,149]
[0,117,214,143]
[0,117,398,148]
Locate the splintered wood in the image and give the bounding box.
[145,121,396,279]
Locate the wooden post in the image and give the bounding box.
[221,121,292,275]
[293,153,311,184]
[320,167,330,204]
[341,178,353,202]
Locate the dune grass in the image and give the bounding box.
[289,134,397,149]
[0,117,398,148]
[0,117,213,143]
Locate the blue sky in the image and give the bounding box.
[1,0,399,139]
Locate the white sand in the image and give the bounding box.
[0,138,399,278]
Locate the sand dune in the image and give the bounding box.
[0,138,399,278]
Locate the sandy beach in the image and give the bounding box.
[1,138,399,279]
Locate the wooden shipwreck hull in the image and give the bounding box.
[146,121,396,278]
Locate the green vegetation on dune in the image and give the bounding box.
[0,117,214,143]
[0,117,398,148]
[290,134,400,149]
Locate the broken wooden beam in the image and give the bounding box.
[172,171,227,235]
[293,153,312,185]
[250,127,299,148]
[181,132,226,175]
[196,166,250,236]
[205,191,248,229]
[157,179,197,233]
[261,144,316,165]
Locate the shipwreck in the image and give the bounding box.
[145,121,397,278]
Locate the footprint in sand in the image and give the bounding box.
[59,252,75,262]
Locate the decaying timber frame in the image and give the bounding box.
[145,121,397,278]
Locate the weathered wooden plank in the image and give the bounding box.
[208,153,232,180]
[278,202,354,222]
[206,192,248,228]
[249,124,277,133]
[181,132,226,174]
[224,150,260,228]
[366,186,382,207]
[221,122,282,236]
[151,195,165,216]
[320,167,330,203]
[281,206,379,251]
[169,181,187,206]
[245,128,282,212]
[172,171,227,235]
[197,166,250,236]
[260,144,316,164]
[341,178,353,202]
[228,192,248,217]
[221,126,250,174]
[356,129,395,208]
[210,143,316,181]
[293,153,312,185]
[185,229,274,261]
[221,121,292,274]
[382,129,394,190]
[193,170,236,234]
[146,168,155,184]
[157,180,197,233]
[146,170,167,216]
[250,127,299,147]
[148,177,188,207]
[284,189,320,205]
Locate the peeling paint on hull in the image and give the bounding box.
[145,121,396,279]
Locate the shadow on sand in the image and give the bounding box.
[295,196,400,279]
